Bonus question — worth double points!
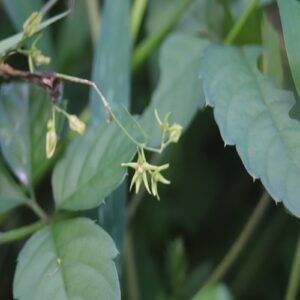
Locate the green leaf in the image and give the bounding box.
[200,45,300,217]
[52,122,136,211]
[0,83,52,186]
[192,284,233,300]
[0,10,69,57]
[56,1,89,71]
[141,33,209,146]
[278,0,300,98]
[88,0,131,276]
[0,161,28,213]
[13,217,120,300]
[261,13,283,87]
[89,0,130,126]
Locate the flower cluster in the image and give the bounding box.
[155,109,183,148]
[122,148,170,200]
[46,106,86,159]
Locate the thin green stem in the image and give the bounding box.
[85,0,100,46]
[191,191,270,298]
[284,231,300,300]
[27,186,48,223]
[55,72,149,149]
[130,0,148,45]
[224,0,257,45]
[0,221,45,245]
[132,0,194,71]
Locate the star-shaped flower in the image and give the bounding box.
[121,148,151,194]
[150,165,170,200]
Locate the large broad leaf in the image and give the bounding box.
[192,284,233,300]
[13,217,120,300]
[200,45,300,217]
[89,0,130,126]
[52,122,135,211]
[0,83,52,186]
[0,11,68,58]
[0,161,28,213]
[141,33,209,146]
[278,0,300,98]
[56,1,89,71]
[88,0,131,276]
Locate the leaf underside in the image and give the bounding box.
[200,45,300,217]
[13,217,120,300]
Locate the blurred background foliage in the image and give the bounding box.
[0,0,299,299]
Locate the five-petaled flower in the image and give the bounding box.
[121,148,170,199]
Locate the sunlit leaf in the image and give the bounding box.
[13,217,120,300]
[200,45,300,217]
[52,122,135,211]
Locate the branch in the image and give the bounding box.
[0,221,45,245]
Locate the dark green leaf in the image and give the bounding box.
[141,33,209,146]
[278,0,300,98]
[200,45,300,217]
[13,217,120,300]
[52,122,135,211]
[0,83,52,186]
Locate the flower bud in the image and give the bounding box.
[32,50,51,66]
[168,123,182,143]
[23,12,42,38]
[46,121,57,159]
[68,115,86,135]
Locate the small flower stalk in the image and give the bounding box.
[122,148,170,200]
[46,119,57,159]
